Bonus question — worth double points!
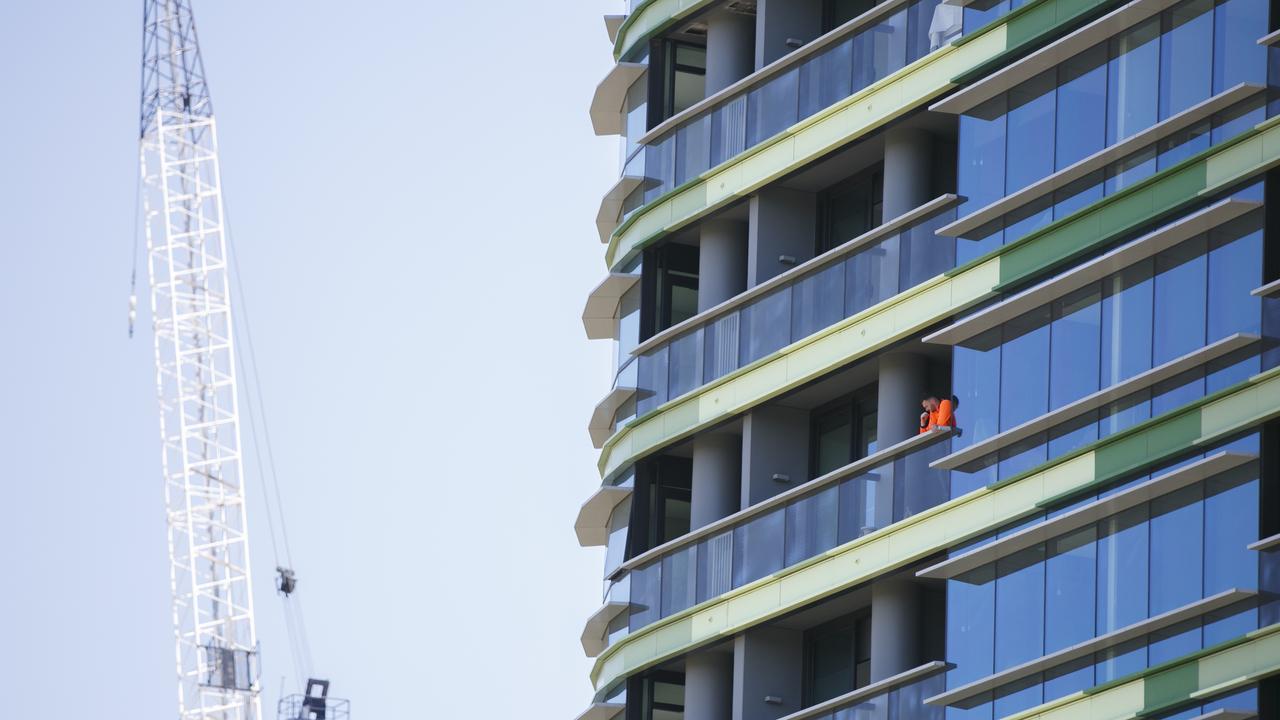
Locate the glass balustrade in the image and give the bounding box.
[620,435,953,634]
[617,0,965,222]
[802,670,946,720]
[631,205,957,417]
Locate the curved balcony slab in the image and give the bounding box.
[589,386,636,449]
[596,175,644,244]
[612,0,715,63]
[575,485,632,547]
[604,14,625,44]
[581,600,631,658]
[574,702,624,720]
[590,62,646,136]
[589,366,1280,692]
[598,113,1280,483]
[582,273,641,340]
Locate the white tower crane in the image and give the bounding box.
[138,2,263,718]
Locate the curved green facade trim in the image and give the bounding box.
[1004,623,1280,720]
[597,113,1280,484]
[590,367,1280,693]
[612,0,716,62]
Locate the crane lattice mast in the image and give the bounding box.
[139,2,263,718]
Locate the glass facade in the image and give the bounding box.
[584,0,1280,717]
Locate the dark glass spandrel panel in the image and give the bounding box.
[696,530,733,603]
[1107,19,1159,145]
[703,312,740,382]
[1005,73,1056,193]
[999,307,1050,431]
[792,262,845,341]
[1152,235,1208,365]
[629,560,661,630]
[710,95,747,167]
[675,115,711,187]
[1214,0,1267,92]
[1056,47,1108,170]
[732,510,785,588]
[958,96,1008,216]
[1096,505,1149,633]
[667,329,703,399]
[846,234,900,316]
[746,68,799,147]
[1050,284,1102,407]
[1100,260,1154,386]
[1158,0,1213,120]
[784,486,839,569]
[994,547,1045,671]
[739,288,792,366]
[660,544,697,617]
[636,346,670,415]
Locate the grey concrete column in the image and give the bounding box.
[685,651,734,720]
[876,352,928,448]
[882,127,935,219]
[870,576,920,682]
[706,10,756,95]
[733,627,804,720]
[699,220,748,312]
[692,433,742,529]
[748,188,817,287]
[740,406,809,508]
[755,0,824,69]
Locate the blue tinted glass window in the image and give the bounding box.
[1158,0,1213,119]
[1203,463,1258,595]
[1045,528,1097,653]
[1005,75,1056,193]
[1150,485,1204,614]
[1214,0,1268,92]
[948,566,996,687]
[995,548,1045,670]
[1156,122,1211,171]
[1107,20,1159,144]
[630,561,661,630]
[1000,308,1050,431]
[1056,48,1108,169]
[1100,261,1154,385]
[958,96,1007,216]
[1152,236,1207,364]
[1207,216,1262,339]
[1051,286,1102,407]
[1097,506,1149,632]
[1104,146,1157,195]
[900,219,956,288]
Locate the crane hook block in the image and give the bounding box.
[276,566,298,596]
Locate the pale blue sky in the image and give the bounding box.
[0,2,619,717]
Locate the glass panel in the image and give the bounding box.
[792,262,845,341]
[846,234,900,315]
[732,509,785,587]
[739,288,792,365]
[1107,19,1159,145]
[703,311,740,382]
[746,68,800,146]
[710,95,747,167]
[668,329,703,399]
[785,486,839,566]
[1056,47,1107,170]
[696,530,733,603]
[675,114,711,186]
[660,544,696,616]
[1158,0,1212,120]
[630,561,661,630]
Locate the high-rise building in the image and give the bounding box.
[576,0,1280,717]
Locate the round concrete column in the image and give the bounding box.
[691,433,741,529]
[882,127,934,219]
[876,352,928,448]
[698,220,748,312]
[684,651,733,720]
[705,10,756,95]
[870,576,920,682]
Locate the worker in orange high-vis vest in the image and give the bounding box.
[919,395,957,434]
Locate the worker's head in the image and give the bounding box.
[922,396,940,411]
